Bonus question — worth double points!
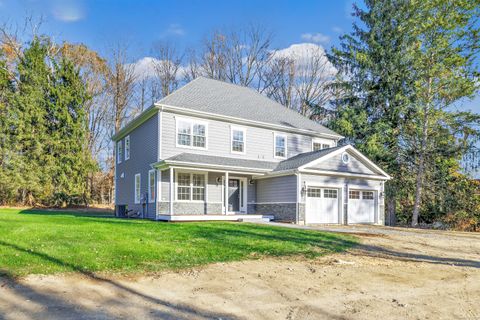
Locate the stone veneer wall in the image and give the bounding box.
[255,203,296,222]
[157,202,223,216]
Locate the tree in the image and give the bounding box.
[151,42,182,98]
[405,0,480,226]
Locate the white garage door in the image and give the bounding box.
[348,190,376,224]
[306,187,340,224]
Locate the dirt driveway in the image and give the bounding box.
[1,225,479,320]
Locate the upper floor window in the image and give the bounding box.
[231,127,246,154]
[312,139,331,151]
[176,118,207,149]
[117,141,123,164]
[125,135,130,160]
[148,169,155,203]
[274,133,287,158]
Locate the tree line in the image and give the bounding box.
[0,0,479,229]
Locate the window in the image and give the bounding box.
[363,191,374,200]
[312,140,331,151]
[349,190,360,199]
[134,173,141,203]
[176,172,206,201]
[231,127,246,153]
[148,170,155,202]
[176,118,207,149]
[324,189,338,198]
[117,141,123,164]
[125,135,130,160]
[307,187,322,198]
[342,152,350,164]
[274,133,287,158]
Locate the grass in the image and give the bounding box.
[0,208,357,277]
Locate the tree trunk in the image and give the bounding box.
[412,103,429,227]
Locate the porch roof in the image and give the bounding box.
[273,146,343,171]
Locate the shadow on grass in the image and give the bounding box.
[20,209,115,218]
[0,240,242,320]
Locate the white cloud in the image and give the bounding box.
[332,26,343,33]
[271,43,337,78]
[300,33,330,44]
[51,0,85,22]
[129,57,187,82]
[161,23,185,37]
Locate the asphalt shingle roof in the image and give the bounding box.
[165,146,343,172]
[158,77,341,137]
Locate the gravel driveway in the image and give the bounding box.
[1,224,479,320]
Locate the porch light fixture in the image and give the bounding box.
[249,179,255,185]
[216,177,222,185]
[301,181,307,196]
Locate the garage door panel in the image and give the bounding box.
[306,187,340,224]
[348,190,376,224]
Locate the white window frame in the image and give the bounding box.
[125,135,130,160]
[175,170,208,202]
[148,169,155,203]
[274,132,287,159]
[312,138,331,151]
[230,126,246,154]
[134,173,141,204]
[175,117,208,150]
[117,141,123,164]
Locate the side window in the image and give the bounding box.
[312,139,331,151]
[231,127,246,154]
[117,141,123,164]
[134,173,141,203]
[176,118,207,149]
[274,133,287,158]
[148,170,155,202]
[125,135,130,160]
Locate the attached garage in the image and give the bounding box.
[347,189,376,224]
[305,187,341,224]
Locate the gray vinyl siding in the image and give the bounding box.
[160,111,335,161]
[307,152,376,175]
[115,114,158,218]
[256,175,297,203]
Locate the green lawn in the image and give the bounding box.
[0,208,356,277]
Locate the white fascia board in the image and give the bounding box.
[151,161,269,175]
[300,168,390,181]
[111,106,159,141]
[155,103,344,140]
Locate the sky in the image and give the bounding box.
[0,0,478,112]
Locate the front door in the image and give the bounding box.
[228,179,240,212]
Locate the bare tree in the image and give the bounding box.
[107,44,137,133]
[262,56,296,109]
[151,42,182,98]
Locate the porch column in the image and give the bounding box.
[224,171,229,214]
[169,167,174,215]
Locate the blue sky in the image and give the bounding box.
[0,0,478,112]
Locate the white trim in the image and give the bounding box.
[300,169,389,180]
[273,132,287,159]
[148,169,156,203]
[156,160,271,173]
[222,176,248,214]
[158,111,162,161]
[156,103,344,139]
[157,165,265,176]
[230,126,246,155]
[175,116,208,150]
[174,170,208,202]
[156,214,274,222]
[224,172,229,214]
[254,202,297,204]
[156,169,161,217]
[124,135,130,160]
[311,138,332,152]
[169,167,174,214]
[134,173,141,204]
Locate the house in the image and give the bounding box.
[112,77,391,224]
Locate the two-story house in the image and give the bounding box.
[112,77,391,224]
